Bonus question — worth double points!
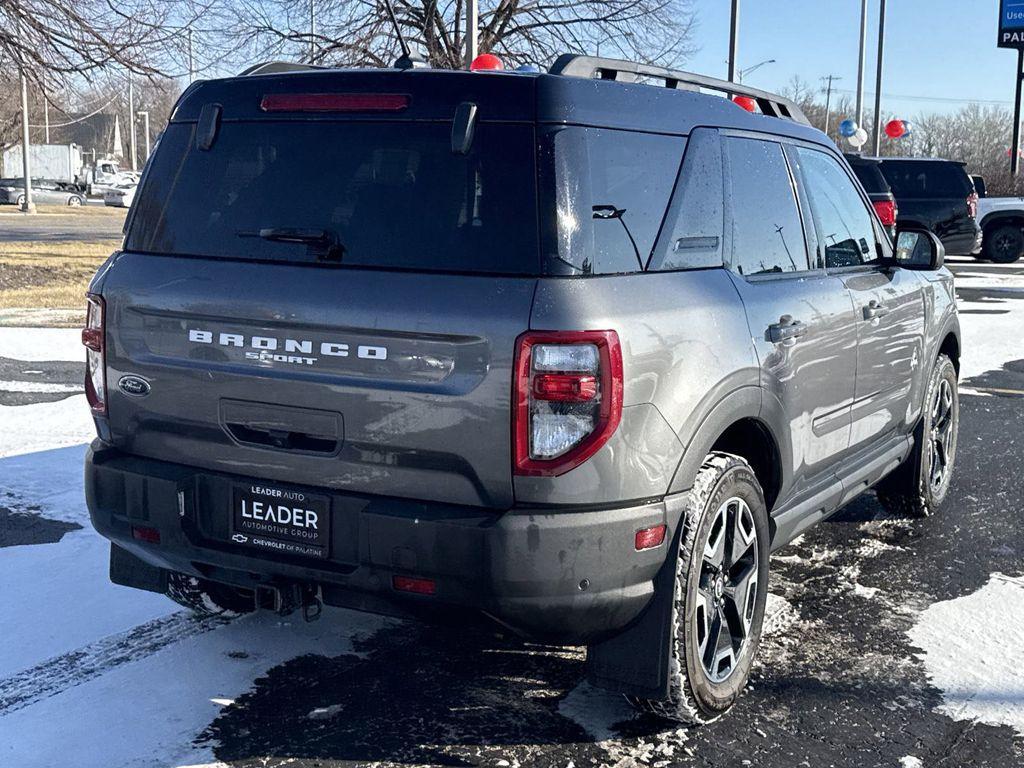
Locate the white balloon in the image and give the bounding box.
[847,128,868,148]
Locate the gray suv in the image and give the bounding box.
[83,55,961,724]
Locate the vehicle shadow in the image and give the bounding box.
[199,618,650,766]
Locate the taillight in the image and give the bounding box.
[513,330,623,476]
[873,199,897,228]
[967,191,978,219]
[82,294,106,415]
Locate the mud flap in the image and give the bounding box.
[110,543,168,594]
[585,526,680,700]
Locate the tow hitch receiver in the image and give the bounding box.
[255,583,322,621]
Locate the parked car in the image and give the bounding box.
[103,183,137,208]
[0,177,86,206]
[974,194,1024,263]
[845,153,898,239]
[873,157,981,256]
[83,55,961,725]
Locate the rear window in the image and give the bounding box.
[879,160,971,199]
[127,120,539,274]
[846,159,889,195]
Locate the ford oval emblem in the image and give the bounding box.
[118,374,151,397]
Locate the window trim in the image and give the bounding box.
[721,132,816,282]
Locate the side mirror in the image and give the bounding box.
[894,227,945,271]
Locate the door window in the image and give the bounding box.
[795,148,879,269]
[724,138,809,276]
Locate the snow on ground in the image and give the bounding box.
[954,270,1024,381]
[0,327,85,363]
[907,573,1024,737]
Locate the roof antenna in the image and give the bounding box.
[383,0,425,70]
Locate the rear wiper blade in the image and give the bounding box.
[236,227,346,261]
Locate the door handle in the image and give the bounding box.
[863,300,890,320]
[767,315,808,343]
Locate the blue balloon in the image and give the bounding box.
[839,119,858,138]
[901,120,913,136]
[515,64,541,73]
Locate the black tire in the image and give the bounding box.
[67,195,83,207]
[983,224,1024,264]
[15,194,25,207]
[166,572,254,617]
[629,452,770,724]
[877,354,959,518]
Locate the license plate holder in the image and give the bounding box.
[230,483,330,559]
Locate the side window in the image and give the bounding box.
[795,148,879,268]
[649,127,725,271]
[724,138,809,276]
[540,127,685,275]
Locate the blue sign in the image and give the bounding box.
[1000,0,1024,47]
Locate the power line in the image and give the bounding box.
[27,97,118,129]
[832,87,1012,106]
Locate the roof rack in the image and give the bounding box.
[238,61,326,77]
[549,54,811,127]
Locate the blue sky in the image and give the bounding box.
[685,0,1016,119]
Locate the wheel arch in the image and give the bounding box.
[939,330,960,377]
[980,211,1024,233]
[668,387,783,513]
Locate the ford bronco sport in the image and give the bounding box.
[84,55,961,724]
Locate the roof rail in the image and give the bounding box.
[549,54,811,127]
[238,61,326,77]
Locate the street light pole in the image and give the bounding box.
[17,15,34,213]
[137,111,151,163]
[44,98,50,144]
[188,28,195,83]
[871,0,887,156]
[856,0,868,126]
[728,0,740,83]
[738,58,775,84]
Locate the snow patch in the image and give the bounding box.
[907,573,1024,736]
[557,681,636,742]
[900,756,924,768]
[0,327,84,362]
[307,703,346,720]
[0,395,94,458]
[956,292,1024,381]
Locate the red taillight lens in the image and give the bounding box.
[393,575,436,595]
[873,199,897,228]
[635,524,667,551]
[967,192,978,219]
[83,294,106,415]
[259,93,410,113]
[513,330,623,477]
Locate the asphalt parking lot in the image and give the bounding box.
[0,255,1021,767]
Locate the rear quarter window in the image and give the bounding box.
[539,127,685,275]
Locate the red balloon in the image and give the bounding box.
[885,119,906,139]
[733,96,757,113]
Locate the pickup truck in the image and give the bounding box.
[977,195,1024,263]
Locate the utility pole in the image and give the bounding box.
[309,0,316,63]
[465,0,478,68]
[128,73,137,171]
[17,19,34,213]
[821,75,842,138]
[188,28,195,82]
[728,0,740,83]
[43,97,50,144]
[137,111,151,163]
[871,0,887,156]
[855,0,868,126]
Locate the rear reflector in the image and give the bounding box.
[532,373,597,402]
[393,575,436,595]
[131,525,161,544]
[259,93,410,113]
[635,524,667,551]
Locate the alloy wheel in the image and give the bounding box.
[694,497,760,684]
[929,378,956,492]
[994,231,1018,260]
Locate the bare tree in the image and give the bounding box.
[221,0,697,70]
[0,0,210,89]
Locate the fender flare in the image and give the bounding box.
[667,386,762,495]
[979,210,1024,232]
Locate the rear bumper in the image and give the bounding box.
[86,441,680,645]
